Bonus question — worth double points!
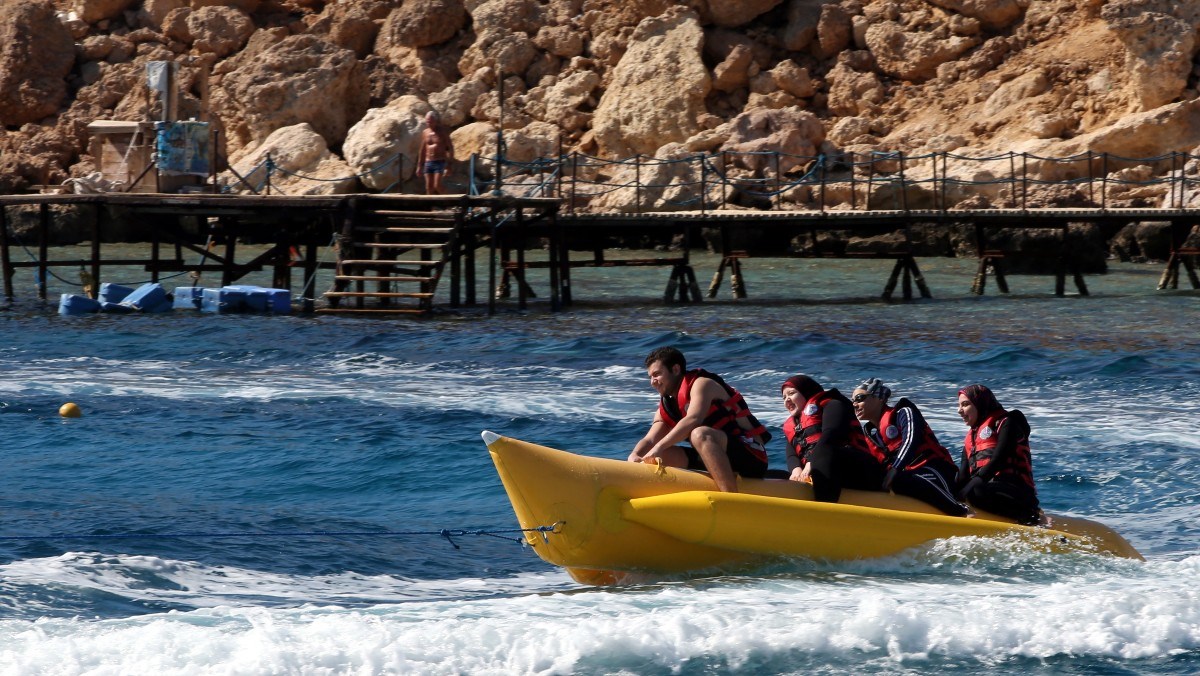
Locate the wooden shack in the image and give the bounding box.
[86,120,159,192]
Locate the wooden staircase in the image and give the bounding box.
[322,207,458,315]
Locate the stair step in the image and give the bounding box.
[318,307,429,315]
[340,259,441,267]
[368,210,457,219]
[357,243,447,249]
[324,291,434,298]
[384,227,455,234]
[335,275,436,282]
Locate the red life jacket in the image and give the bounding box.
[964,411,1035,489]
[658,369,771,459]
[783,389,874,465]
[867,398,954,471]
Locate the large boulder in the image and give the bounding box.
[213,34,368,160]
[223,123,358,195]
[865,20,978,82]
[926,0,1023,31]
[591,8,710,158]
[698,0,783,28]
[1101,0,1200,110]
[377,0,466,49]
[342,95,432,191]
[0,0,75,127]
[718,107,825,175]
[72,0,136,23]
[187,6,255,58]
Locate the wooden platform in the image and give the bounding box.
[2,192,1198,313]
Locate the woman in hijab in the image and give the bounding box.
[956,384,1041,524]
[780,374,885,502]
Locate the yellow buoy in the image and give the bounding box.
[59,402,82,418]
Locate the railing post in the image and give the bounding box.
[1086,150,1095,205]
[635,153,642,214]
[847,151,855,210]
[570,151,578,214]
[265,152,272,195]
[556,133,564,199]
[1101,152,1108,209]
[821,153,829,213]
[1021,153,1028,210]
[898,152,908,212]
[1008,152,1017,209]
[773,151,781,210]
[940,152,948,212]
[699,154,707,215]
[721,150,728,209]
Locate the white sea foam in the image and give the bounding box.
[0,551,1198,673]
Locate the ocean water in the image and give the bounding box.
[1,251,1198,674]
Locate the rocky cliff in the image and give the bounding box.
[2,0,1200,260]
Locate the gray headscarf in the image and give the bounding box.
[858,377,891,404]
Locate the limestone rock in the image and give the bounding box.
[1109,222,1172,262]
[713,44,753,93]
[771,60,816,99]
[213,34,368,160]
[587,143,718,213]
[926,0,1023,31]
[429,79,491,128]
[73,0,136,24]
[719,107,825,175]
[1102,0,1200,110]
[224,123,358,195]
[825,61,884,117]
[814,4,853,59]
[342,95,432,191]
[459,29,539,78]
[699,0,783,28]
[187,6,254,58]
[827,116,873,146]
[524,70,601,132]
[780,0,824,52]
[472,0,543,35]
[378,0,466,49]
[591,8,710,158]
[533,24,584,59]
[0,1,74,127]
[865,20,979,82]
[309,1,390,58]
[138,0,185,31]
[982,69,1050,118]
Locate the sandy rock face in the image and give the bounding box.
[187,6,255,58]
[73,0,137,24]
[223,123,358,195]
[1101,0,1200,111]
[591,8,711,157]
[926,0,1023,31]
[0,1,75,127]
[699,0,783,28]
[378,0,466,49]
[865,20,978,82]
[719,107,825,175]
[213,34,368,161]
[342,95,432,191]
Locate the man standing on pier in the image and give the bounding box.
[629,347,770,491]
[417,111,453,195]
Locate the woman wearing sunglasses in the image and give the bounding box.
[851,378,968,516]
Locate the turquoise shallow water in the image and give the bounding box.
[0,256,1198,673]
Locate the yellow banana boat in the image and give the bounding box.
[482,431,1143,585]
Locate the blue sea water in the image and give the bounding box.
[1,252,1198,673]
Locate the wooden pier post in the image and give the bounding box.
[0,204,12,302]
[38,202,49,300]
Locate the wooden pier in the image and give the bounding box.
[2,191,1199,314]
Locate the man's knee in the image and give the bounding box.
[689,426,725,449]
